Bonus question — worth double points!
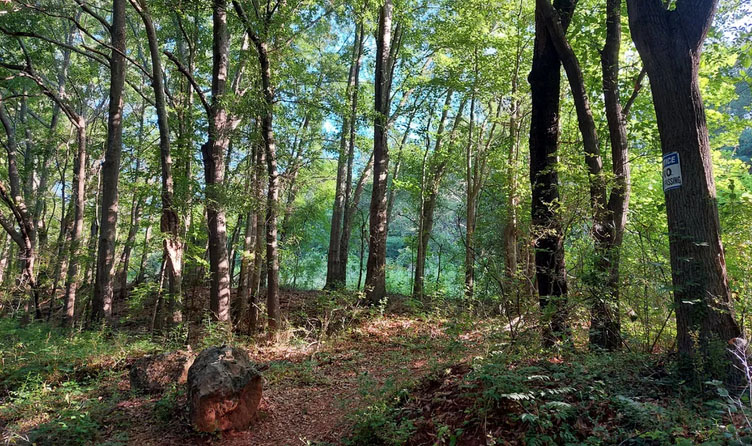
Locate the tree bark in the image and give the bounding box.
[0,92,40,319]
[366,0,398,305]
[132,0,184,326]
[528,0,575,346]
[249,143,265,335]
[326,22,364,290]
[627,0,741,377]
[537,0,627,350]
[63,124,87,327]
[202,0,233,322]
[92,0,127,324]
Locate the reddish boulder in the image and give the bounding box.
[187,345,262,432]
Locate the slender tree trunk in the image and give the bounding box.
[0,233,10,287]
[538,0,625,350]
[504,45,524,284]
[92,0,127,324]
[235,195,255,327]
[117,178,143,300]
[594,0,631,350]
[248,144,265,335]
[358,211,367,291]
[136,216,153,283]
[228,213,243,287]
[0,92,40,319]
[366,0,398,305]
[627,0,741,378]
[326,23,364,290]
[414,92,465,299]
[528,0,575,346]
[63,124,87,327]
[133,0,183,326]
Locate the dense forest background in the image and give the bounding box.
[1,0,752,444]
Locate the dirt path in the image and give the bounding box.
[110,317,493,446]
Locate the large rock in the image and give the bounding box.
[187,345,263,432]
[130,350,195,393]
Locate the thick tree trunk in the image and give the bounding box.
[92,0,127,324]
[326,23,364,290]
[528,0,575,346]
[203,0,232,322]
[627,0,741,377]
[366,0,397,305]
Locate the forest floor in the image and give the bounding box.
[2,289,752,445]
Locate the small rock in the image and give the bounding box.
[129,350,195,394]
[187,345,263,432]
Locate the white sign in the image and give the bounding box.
[662,152,682,191]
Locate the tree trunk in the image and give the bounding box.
[366,0,398,305]
[92,0,127,324]
[136,216,153,283]
[63,124,87,327]
[528,0,575,346]
[0,232,10,286]
[235,196,255,327]
[248,143,265,335]
[202,0,232,322]
[261,67,280,332]
[117,178,144,300]
[414,92,465,299]
[326,22,364,290]
[0,92,40,319]
[340,154,373,289]
[537,0,626,350]
[133,0,183,326]
[627,0,741,378]
[504,44,524,284]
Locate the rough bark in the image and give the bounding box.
[366,0,398,305]
[202,0,232,322]
[528,0,575,346]
[233,0,280,332]
[92,0,127,324]
[627,0,741,378]
[538,0,627,350]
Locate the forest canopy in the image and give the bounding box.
[1,0,752,442]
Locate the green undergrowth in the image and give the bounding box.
[347,349,752,445]
[0,318,172,445]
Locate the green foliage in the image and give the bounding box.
[29,408,101,446]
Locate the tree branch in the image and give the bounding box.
[164,50,210,114]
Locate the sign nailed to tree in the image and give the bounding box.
[663,152,682,192]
